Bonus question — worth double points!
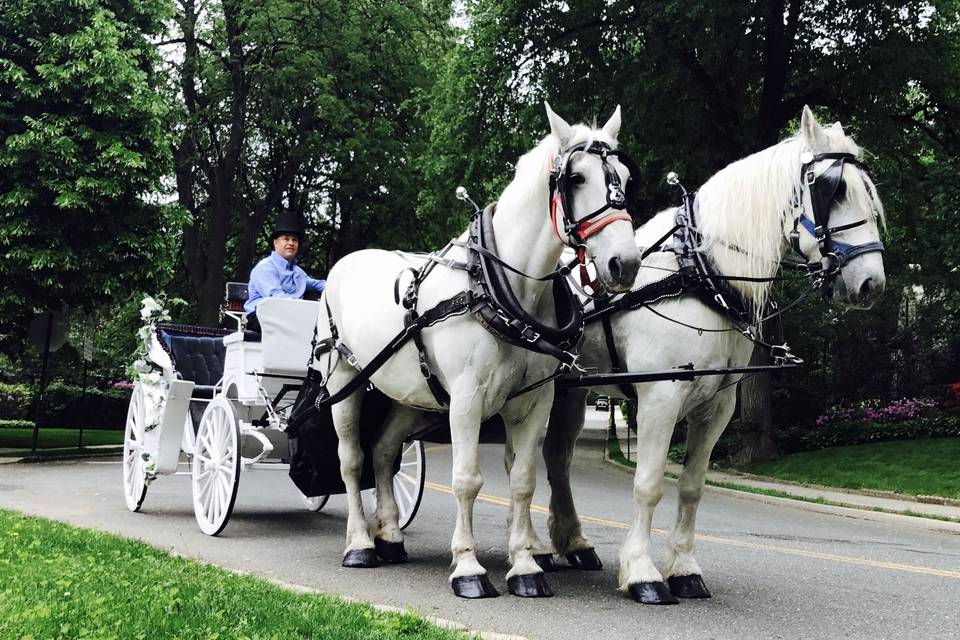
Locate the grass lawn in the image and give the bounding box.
[0,428,122,450]
[0,509,467,640]
[743,438,960,499]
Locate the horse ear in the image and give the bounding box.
[601,105,622,141]
[545,102,573,147]
[800,105,829,151]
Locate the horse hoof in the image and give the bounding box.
[452,574,499,599]
[533,553,558,572]
[627,581,679,605]
[668,574,712,599]
[565,548,603,571]
[342,548,379,568]
[507,573,553,598]
[374,539,408,564]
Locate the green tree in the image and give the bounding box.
[166,0,451,324]
[0,0,178,351]
[426,0,960,460]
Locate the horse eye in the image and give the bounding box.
[569,173,585,186]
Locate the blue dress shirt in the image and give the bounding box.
[244,251,326,315]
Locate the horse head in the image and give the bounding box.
[544,103,641,292]
[791,106,887,308]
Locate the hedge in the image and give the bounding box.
[0,382,130,430]
[775,415,960,453]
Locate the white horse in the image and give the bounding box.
[542,106,887,603]
[316,104,642,598]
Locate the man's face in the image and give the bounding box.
[273,234,299,260]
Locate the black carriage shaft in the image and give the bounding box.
[556,363,801,388]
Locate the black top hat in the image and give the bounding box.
[271,211,303,241]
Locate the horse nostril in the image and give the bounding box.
[608,257,623,282]
[859,277,876,301]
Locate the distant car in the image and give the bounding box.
[594,396,609,411]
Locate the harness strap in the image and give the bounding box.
[315,290,475,407]
[601,314,636,399]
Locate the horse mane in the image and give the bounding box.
[497,123,616,217]
[694,122,883,321]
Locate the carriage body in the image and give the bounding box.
[122,287,425,536]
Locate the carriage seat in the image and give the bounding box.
[254,297,322,377]
[225,281,263,342]
[156,324,230,399]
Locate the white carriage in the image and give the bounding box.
[122,287,425,536]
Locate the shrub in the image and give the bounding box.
[0,419,35,430]
[776,415,960,453]
[815,397,937,428]
[40,383,130,430]
[0,383,32,420]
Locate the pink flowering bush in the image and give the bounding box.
[816,397,937,428]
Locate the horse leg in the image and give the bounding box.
[543,387,602,570]
[499,391,555,597]
[368,403,420,564]
[447,383,498,598]
[329,380,378,568]
[620,385,682,604]
[662,387,737,598]
[503,426,556,573]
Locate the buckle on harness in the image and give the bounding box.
[520,325,541,343]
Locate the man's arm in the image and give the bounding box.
[306,277,326,294]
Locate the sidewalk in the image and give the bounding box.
[0,444,122,463]
[579,412,960,531]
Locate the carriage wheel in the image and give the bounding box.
[301,493,330,512]
[122,383,148,512]
[396,440,425,530]
[191,396,241,536]
[360,440,425,530]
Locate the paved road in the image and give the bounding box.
[1,441,959,640]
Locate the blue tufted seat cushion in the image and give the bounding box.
[165,334,226,391]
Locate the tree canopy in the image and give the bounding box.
[0,0,178,350]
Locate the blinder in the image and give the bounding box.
[550,140,639,246]
[792,152,885,285]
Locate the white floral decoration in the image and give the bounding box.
[128,295,174,437]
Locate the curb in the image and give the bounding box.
[711,465,960,508]
[603,452,960,532]
[252,574,527,639]
[0,447,122,464]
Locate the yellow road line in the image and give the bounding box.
[424,481,960,580]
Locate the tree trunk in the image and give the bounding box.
[734,344,778,465]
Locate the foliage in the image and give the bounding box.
[164,0,453,323]
[0,428,123,448]
[0,0,181,349]
[0,380,129,429]
[425,0,960,417]
[775,415,960,453]
[0,420,34,430]
[0,510,468,640]
[744,438,960,499]
[815,397,939,428]
[0,382,31,419]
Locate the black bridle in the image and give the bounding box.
[549,140,640,246]
[789,152,885,287]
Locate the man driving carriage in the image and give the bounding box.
[244,212,326,331]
